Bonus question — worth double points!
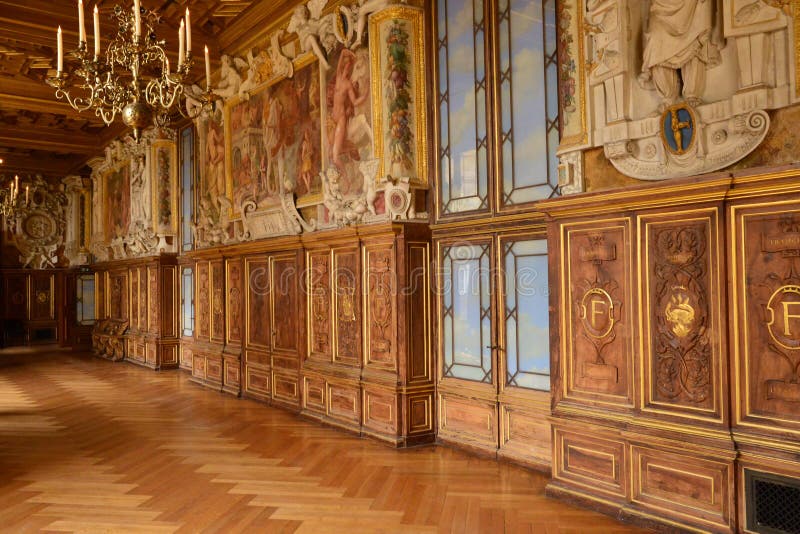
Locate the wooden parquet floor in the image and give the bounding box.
[0,349,649,533]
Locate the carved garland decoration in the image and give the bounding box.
[575,234,622,382]
[755,215,800,403]
[653,227,711,403]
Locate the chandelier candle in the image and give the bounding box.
[47,1,218,140]
[57,26,63,72]
[134,0,141,38]
[185,8,191,55]
[178,19,185,68]
[93,6,100,59]
[78,0,86,43]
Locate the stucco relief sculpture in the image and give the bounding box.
[9,175,66,269]
[186,0,425,247]
[639,0,723,109]
[287,0,338,70]
[63,175,91,266]
[557,0,797,187]
[89,129,177,259]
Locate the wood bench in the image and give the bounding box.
[92,319,129,361]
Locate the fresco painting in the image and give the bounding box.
[104,163,130,241]
[227,60,322,211]
[324,44,373,197]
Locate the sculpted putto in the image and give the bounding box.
[287,0,337,69]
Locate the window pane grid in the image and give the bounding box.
[504,239,550,391]
[181,267,194,337]
[496,0,560,206]
[442,244,493,383]
[438,0,490,215]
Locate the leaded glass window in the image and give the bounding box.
[181,267,194,337]
[442,243,493,382]
[76,274,95,326]
[497,0,559,205]
[437,0,490,215]
[504,239,550,390]
[180,126,195,252]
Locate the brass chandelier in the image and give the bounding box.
[0,175,24,219]
[47,0,218,140]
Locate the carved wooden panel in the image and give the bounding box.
[641,211,724,421]
[733,205,800,434]
[195,262,210,340]
[308,251,332,360]
[631,446,731,526]
[245,349,269,365]
[161,266,177,338]
[4,274,27,320]
[245,367,270,398]
[563,220,633,407]
[224,358,240,388]
[206,356,222,383]
[407,243,431,382]
[180,346,192,369]
[146,342,157,365]
[245,257,270,349]
[226,260,243,344]
[303,375,327,415]
[553,426,627,499]
[95,271,106,321]
[161,344,178,366]
[148,266,159,334]
[138,267,147,331]
[271,254,299,355]
[365,246,397,369]
[407,393,433,435]
[327,381,361,425]
[130,271,139,330]
[109,272,128,321]
[211,261,225,343]
[192,354,205,379]
[438,392,498,449]
[333,248,361,366]
[363,388,398,435]
[28,274,53,321]
[499,400,552,467]
[272,372,299,404]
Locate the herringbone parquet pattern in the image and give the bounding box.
[0,349,648,533]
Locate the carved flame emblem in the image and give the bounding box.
[664,290,695,338]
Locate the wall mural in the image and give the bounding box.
[104,162,130,242]
[226,57,322,211]
[557,0,799,191]
[188,0,428,249]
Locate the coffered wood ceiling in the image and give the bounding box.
[0,0,279,178]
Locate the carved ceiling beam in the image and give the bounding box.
[0,128,104,155]
[216,0,297,53]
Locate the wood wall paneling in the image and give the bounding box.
[538,173,800,533]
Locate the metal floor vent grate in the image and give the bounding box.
[746,470,800,534]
